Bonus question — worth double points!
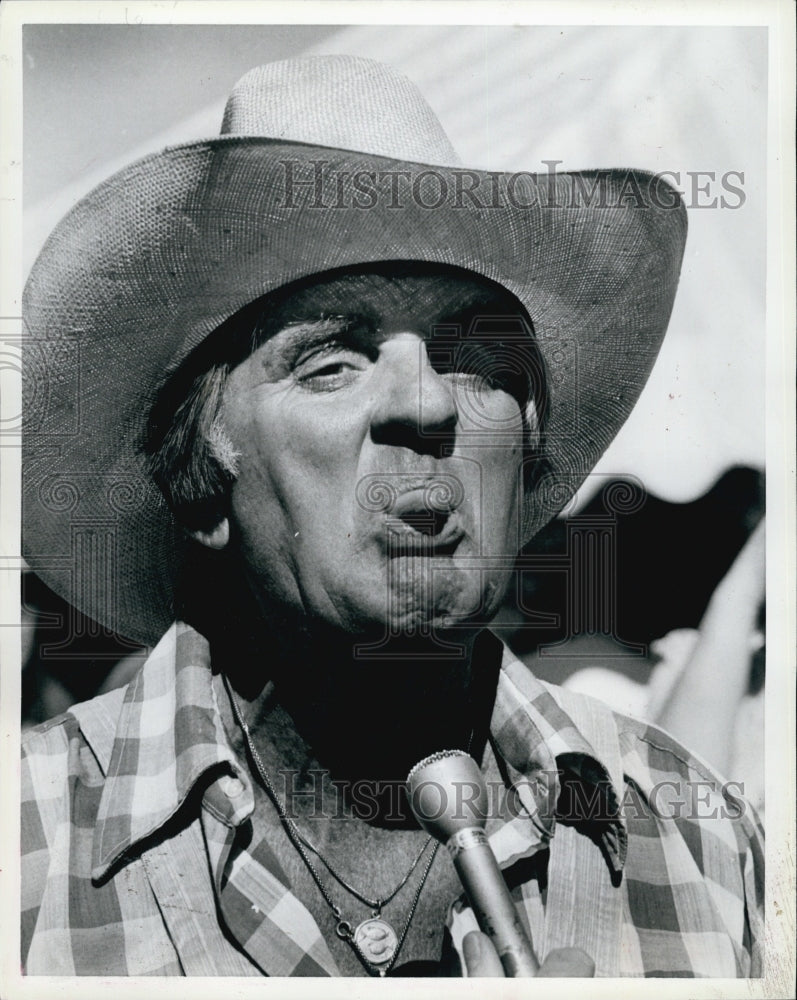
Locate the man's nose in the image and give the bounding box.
[369,335,457,453]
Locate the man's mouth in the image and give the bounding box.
[385,488,465,554]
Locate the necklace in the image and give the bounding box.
[222,674,441,976]
[294,826,433,909]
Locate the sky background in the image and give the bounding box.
[21,22,768,506]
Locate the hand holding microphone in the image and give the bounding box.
[462,932,595,978]
[407,749,595,979]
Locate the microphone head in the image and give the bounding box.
[406,749,490,841]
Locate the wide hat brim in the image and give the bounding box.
[23,136,687,646]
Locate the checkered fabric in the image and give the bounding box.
[21,622,763,977]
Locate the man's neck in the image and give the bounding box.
[210,615,502,826]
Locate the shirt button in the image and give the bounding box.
[221,776,245,799]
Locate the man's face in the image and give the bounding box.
[219,267,532,637]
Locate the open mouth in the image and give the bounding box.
[396,508,450,536]
[385,488,465,554]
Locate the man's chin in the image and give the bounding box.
[334,569,506,641]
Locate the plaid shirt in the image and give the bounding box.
[21,622,764,977]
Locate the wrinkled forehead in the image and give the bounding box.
[157,260,537,395]
[257,261,532,340]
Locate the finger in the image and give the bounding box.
[536,947,595,977]
[462,930,505,977]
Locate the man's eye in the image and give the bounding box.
[430,343,506,390]
[294,348,369,388]
[309,361,350,377]
[440,369,493,389]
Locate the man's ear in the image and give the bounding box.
[189,517,230,550]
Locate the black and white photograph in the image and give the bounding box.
[1,2,794,995]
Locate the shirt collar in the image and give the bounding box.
[89,623,254,882]
[86,623,626,882]
[490,643,628,873]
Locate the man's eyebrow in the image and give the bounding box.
[267,316,356,354]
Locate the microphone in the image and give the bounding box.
[406,749,539,977]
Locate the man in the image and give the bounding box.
[21,56,763,977]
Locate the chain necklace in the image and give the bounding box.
[293,825,433,910]
[222,673,442,976]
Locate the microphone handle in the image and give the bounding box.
[448,828,539,977]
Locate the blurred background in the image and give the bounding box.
[18,23,767,808]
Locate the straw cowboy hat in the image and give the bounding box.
[22,55,687,646]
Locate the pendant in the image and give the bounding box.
[353,917,399,967]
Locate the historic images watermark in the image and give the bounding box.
[272,768,750,824]
[278,159,747,212]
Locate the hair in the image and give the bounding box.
[146,355,236,531]
[144,262,551,532]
